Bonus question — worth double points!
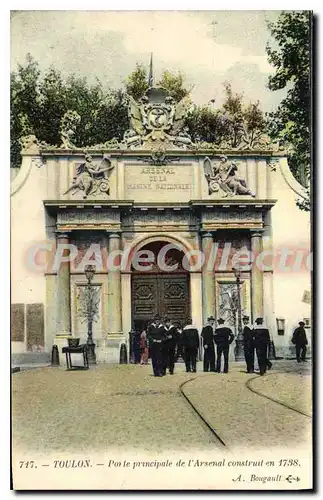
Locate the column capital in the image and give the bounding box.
[106,232,121,238]
[201,231,215,239]
[250,229,264,238]
[55,231,71,240]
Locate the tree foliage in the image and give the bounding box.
[10,54,129,167]
[266,10,311,197]
[158,70,191,102]
[11,54,41,169]
[125,65,191,102]
[124,63,149,101]
[186,83,266,148]
[11,55,266,169]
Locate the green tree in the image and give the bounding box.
[125,65,191,102]
[37,67,67,145]
[158,70,191,102]
[10,54,41,168]
[266,10,311,209]
[10,54,129,168]
[11,57,266,171]
[185,83,266,148]
[124,63,149,100]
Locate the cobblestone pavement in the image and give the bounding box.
[12,360,311,454]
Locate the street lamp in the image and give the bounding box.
[84,264,97,364]
[232,265,244,361]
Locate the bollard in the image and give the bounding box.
[51,345,60,366]
[119,343,128,364]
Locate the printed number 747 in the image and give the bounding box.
[19,461,35,468]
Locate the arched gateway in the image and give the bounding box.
[131,240,191,332]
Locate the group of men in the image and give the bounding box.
[201,314,272,375]
[145,314,308,378]
[147,315,199,376]
[201,316,234,373]
[242,315,272,375]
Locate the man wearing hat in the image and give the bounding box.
[292,321,308,362]
[242,315,254,373]
[147,314,166,377]
[163,317,179,375]
[253,317,271,376]
[182,319,200,373]
[214,318,234,373]
[201,316,216,372]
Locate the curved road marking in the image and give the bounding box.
[179,377,227,448]
[245,372,312,418]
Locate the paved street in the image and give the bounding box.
[12,360,311,455]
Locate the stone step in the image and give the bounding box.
[11,352,51,365]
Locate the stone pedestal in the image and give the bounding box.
[251,231,264,321]
[96,334,127,363]
[108,233,122,333]
[201,232,216,323]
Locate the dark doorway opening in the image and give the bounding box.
[131,241,191,333]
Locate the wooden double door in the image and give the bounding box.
[131,273,190,332]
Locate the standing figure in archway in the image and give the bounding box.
[253,317,270,376]
[147,315,166,377]
[132,329,142,364]
[182,319,200,373]
[140,327,149,365]
[214,318,235,373]
[163,318,179,375]
[242,315,254,373]
[201,316,216,372]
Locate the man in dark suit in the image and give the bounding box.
[242,315,254,373]
[214,318,234,373]
[163,317,179,375]
[201,316,216,372]
[253,317,271,376]
[174,322,184,362]
[147,315,166,377]
[182,319,200,373]
[292,321,308,362]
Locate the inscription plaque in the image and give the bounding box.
[11,304,25,342]
[26,303,44,351]
[125,164,192,202]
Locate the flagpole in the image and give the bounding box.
[148,52,154,87]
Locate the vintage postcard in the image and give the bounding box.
[11,10,313,491]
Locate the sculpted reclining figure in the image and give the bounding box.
[204,156,256,197]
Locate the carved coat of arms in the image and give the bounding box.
[124,87,192,149]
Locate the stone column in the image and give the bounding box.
[121,272,132,335]
[251,230,264,322]
[263,211,276,358]
[55,231,71,335]
[190,272,203,330]
[108,232,122,333]
[201,232,216,324]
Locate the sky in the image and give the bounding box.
[10,10,287,112]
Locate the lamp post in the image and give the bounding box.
[233,266,244,361]
[84,264,97,365]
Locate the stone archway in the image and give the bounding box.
[131,241,191,332]
[120,234,203,335]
